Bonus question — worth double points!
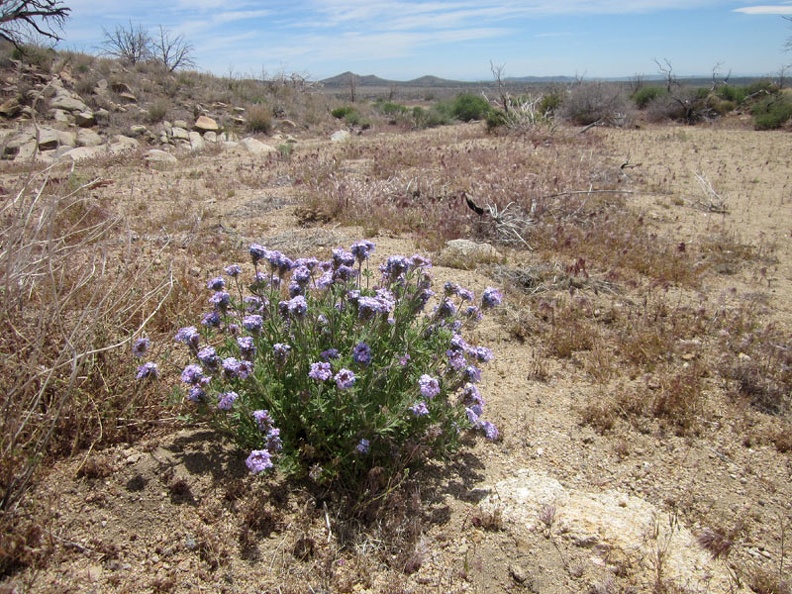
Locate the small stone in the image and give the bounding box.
[509,564,529,584]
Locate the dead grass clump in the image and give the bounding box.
[716,312,791,415]
[748,567,792,594]
[246,103,273,134]
[0,167,174,576]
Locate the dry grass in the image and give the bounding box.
[0,164,176,575]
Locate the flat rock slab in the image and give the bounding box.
[480,469,741,593]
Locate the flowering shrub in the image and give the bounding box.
[164,241,502,490]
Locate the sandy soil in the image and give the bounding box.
[4,121,791,594]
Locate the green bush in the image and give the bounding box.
[485,108,509,132]
[633,86,666,109]
[331,106,356,119]
[147,99,170,123]
[377,101,408,116]
[162,243,502,493]
[412,106,451,129]
[450,93,492,122]
[752,95,792,130]
[716,84,747,105]
[538,90,563,116]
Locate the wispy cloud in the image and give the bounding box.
[734,4,792,14]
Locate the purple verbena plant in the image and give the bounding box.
[160,242,502,491]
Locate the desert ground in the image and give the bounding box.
[1,58,791,594]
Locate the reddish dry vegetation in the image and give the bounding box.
[0,54,790,593]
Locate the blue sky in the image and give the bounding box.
[58,1,792,81]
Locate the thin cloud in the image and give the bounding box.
[734,5,792,14]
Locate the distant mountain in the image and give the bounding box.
[320,72,479,88]
[320,72,771,89]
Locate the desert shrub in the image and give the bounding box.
[560,82,630,126]
[538,89,564,116]
[644,87,714,124]
[11,44,56,72]
[164,243,502,496]
[331,106,356,119]
[485,108,509,132]
[412,105,451,128]
[246,103,273,134]
[751,94,792,130]
[377,101,408,116]
[633,85,666,109]
[450,93,492,122]
[716,84,747,105]
[0,173,173,575]
[147,99,170,123]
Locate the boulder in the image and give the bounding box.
[144,149,178,164]
[186,131,203,151]
[107,135,140,155]
[194,115,218,132]
[94,108,110,125]
[203,131,217,143]
[239,137,276,155]
[0,98,21,118]
[480,469,736,593]
[49,93,89,113]
[330,130,350,142]
[170,126,189,141]
[75,111,95,127]
[51,109,72,123]
[110,81,133,94]
[76,129,103,147]
[59,146,107,162]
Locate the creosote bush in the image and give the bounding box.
[151,241,502,496]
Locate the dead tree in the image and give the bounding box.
[0,0,70,48]
[490,60,510,115]
[101,21,151,65]
[152,25,195,72]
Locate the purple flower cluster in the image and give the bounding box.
[320,348,339,361]
[334,368,356,390]
[181,363,208,385]
[409,400,429,416]
[350,240,375,263]
[356,438,370,454]
[207,276,226,291]
[419,374,441,399]
[273,343,291,366]
[209,291,231,310]
[237,336,256,359]
[217,391,239,410]
[252,409,282,452]
[132,337,150,358]
[136,361,158,380]
[309,361,332,381]
[481,287,503,309]
[244,295,267,314]
[201,310,222,327]
[352,342,372,366]
[246,449,273,473]
[242,314,263,333]
[332,247,356,268]
[174,326,200,351]
[197,346,219,369]
[224,264,242,277]
[222,357,254,380]
[461,384,498,440]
